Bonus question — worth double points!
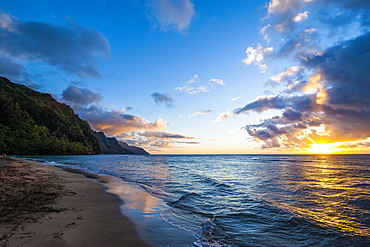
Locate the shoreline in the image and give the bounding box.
[0,157,150,247]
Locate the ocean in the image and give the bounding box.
[19,154,370,247]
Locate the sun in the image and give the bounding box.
[306,143,336,154]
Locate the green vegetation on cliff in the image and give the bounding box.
[0,77,149,155]
[95,132,134,154]
[0,77,101,154]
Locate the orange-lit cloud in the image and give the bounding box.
[80,105,168,135]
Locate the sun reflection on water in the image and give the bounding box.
[264,155,370,237]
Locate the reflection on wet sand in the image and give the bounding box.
[107,176,165,217]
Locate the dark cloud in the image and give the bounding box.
[62,86,102,105]
[302,32,370,111]
[234,94,315,114]
[0,11,110,79]
[0,55,41,89]
[151,92,174,108]
[282,108,302,121]
[0,55,26,78]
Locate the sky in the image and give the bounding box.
[1,0,370,154]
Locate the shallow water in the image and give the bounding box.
[20,154,370,246]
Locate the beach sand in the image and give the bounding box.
[0,157,150,247]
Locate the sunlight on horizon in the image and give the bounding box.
[306,143,338,154]
[301,141,370,155]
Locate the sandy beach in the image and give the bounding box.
[0,157,150,247]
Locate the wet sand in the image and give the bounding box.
[0,157,150,247]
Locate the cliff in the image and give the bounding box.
[118,141,149,155]
[95,132,134,154]
[0,77,149,155]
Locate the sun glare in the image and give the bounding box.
[307,143,336,154]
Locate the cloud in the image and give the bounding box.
[269,66,302,84]
[234,94,315,114]
[175,74,225,95]
[0,55,26,78]
[209,138,221,141]
[293,11,309,22]
[231,97,240,101]
[175,85,210,94]
[59,84,171,141]
[243,44,273,71]
[277,28,317,57]
[139,131,196,139]
[0,11,110,79]
[186,74,198,83]
[215,110,235,122]
[148,0,195,32]
[188,110,212,118]
[209,78,225,85]
[119,130,200,150]
[0,54,41,89]
[124,138,201,150]
[79,105,168,135]
[223,0,370,151]
[266,0,312,32]
[151,92,174,108]
[62,86,102,106]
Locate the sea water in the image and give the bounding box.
[19,154,370,246]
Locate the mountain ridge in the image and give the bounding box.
[0,77,149,155]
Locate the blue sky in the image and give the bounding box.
[1,0,370,154]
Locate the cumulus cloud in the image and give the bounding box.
[243,44,273,71]
[0,11,110,79]
[62,86,102,106]
[293,11,309,22]
[148,0,195,32]
[223,0,370,151]
[188,110,212,118]
[79,105,167,135]
[151,92,174,108]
